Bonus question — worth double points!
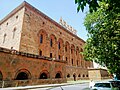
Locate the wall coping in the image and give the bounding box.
[0,47,66,63]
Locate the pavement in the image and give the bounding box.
[0,79,111,90]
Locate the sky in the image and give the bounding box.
[0,0,88,41]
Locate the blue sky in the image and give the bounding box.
[0,0,88,41]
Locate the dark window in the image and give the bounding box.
[72,59,73,65]
[58,55,60,60]
[6,22,8,25]
[78,74,81,77]
[39,50,42,56]
[50,39,53,47]
[66,57,67,62]
[67,74,70,78]
[71,49,73,54]
[55,73,61,78]
[3,33,6,43]
[65,46,67,52]
[16,15,18,19]
[40,73,47,79]
[58,42,60,49]
[50,53,52,58]
[83,74,85,77]
[13,27,16,39]
[15,72,29,80]
[40,34,43,43]
[86,75,88,77]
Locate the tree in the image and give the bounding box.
[77,1,120,79]
[75,0,120,13]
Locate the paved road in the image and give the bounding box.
[29,83,90,90]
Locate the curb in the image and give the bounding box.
[0,81,89,90]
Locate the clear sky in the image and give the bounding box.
[0,0,88,41]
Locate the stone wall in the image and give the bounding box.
[19,2,93,68]
[0,79,66,88]
[0,6,24,50]
[0,47,66,87]
[66,65,89,81]
[0,2,94,87]
[88,68,110,80]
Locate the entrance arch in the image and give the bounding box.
[15,69,31,80]
[73,73,76,81]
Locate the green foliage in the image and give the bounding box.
[82,2,120,76]
[75,0,120,13]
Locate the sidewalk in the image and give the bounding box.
[0,80,90,90]
[0,79,111,90]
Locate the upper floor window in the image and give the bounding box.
[50,53,52,58]
[16,15,18,19]
[3,33,6,43]
[58,55,61,60]
[71,49,73,54]
[39,50,42,56]
[65,46,67,52]
[50,39,53,47]
[13,27,16,39]
[58,42,60,49]
[66,57,67,62]
[6,22,8,26]
[40,34,43,43]
[72,59,73,65]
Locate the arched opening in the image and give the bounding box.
[0,71,3,80]
[58,38,64,60]
[83,74,85,77]
[40,73,48,79]
[55,72,62,78]
[50,34,56,48]
[40,34,43,43]
[78,74,81,77]
[73,73,76,81]
[67,74,70,78]
[15,72,29,80]
[86,74,88,77]
[39,70,49,79]
[15,69,31,80]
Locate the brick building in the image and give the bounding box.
[0,2,93,87]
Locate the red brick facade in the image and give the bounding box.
[0,1,93,87]
[0,48,66,87]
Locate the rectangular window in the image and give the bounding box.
[58,42,60,49]
[39,50,42,56]
[72,59,73,65]
[50,53,52,58]
[40,35,43,43]
[50,39,52,47]
[71,49,73,54]
[66,57,67,62]
[65,46,67,52]
[58,55,60,60]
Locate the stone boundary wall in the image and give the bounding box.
[0,47,66,87]
[0,78,66,88]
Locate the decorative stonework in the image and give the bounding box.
[59,17,77,35]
